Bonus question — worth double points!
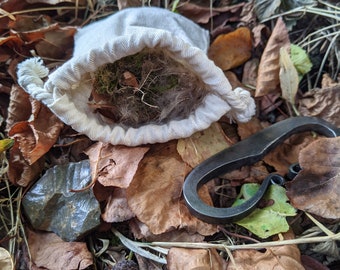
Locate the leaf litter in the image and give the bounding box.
[0,0,340,269]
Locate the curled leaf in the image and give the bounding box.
[256,17,290,97]
[286,137,340,219]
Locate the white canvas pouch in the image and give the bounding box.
[17,7,255,146]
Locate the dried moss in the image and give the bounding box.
[90,47,209,128]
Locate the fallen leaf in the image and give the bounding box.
[299,85,340,126]
[84,142,149,188]
[6,85,31,131]
[301,255,330,270]
[290,44,313,79]
[102,188,135,223]
[177,2,245,25]
[321,73,338,88]
[167,248,227,270]
[263,132,317,175]
[27,229,93,270]
[126,142,217,236]
[233,184,296,238]
[286,137,340,219]
[208,27,252,71]
[130,219,205,242]
[9,15,77,60]
[25,0,86,4]
[9,99,64,165]
[242,58,259,88]
[8,140,45,186]
[0,247,13,270]
[227,243,304,270]
[255,17,290,97]
[0,138,14,153]
[177,122,231,168]
[279,47,299,106]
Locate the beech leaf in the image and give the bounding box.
[177,122,231,168]
[255,17,290,97]
[101,188,135,223]
[233,184,296,238]
[286,137,340,219]
[84,142,149,188]
[208,27,252,70]
[279,47,299,105]
[27,229,93,270]
[126,142,217,236]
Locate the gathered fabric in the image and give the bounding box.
[17,7,255,146]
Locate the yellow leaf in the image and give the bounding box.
[0,139,14,154]
[279,47,299,105]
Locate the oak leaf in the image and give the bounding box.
[27,229,93,270]
[208,27,252,71]
[85,142,149,188]
[286,137,340,219]
[255,17,290,97]
[126,142,217,236]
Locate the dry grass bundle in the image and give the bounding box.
[89,47,210,128]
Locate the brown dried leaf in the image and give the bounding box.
[8,140,45,186]
[208,27,252,71]
[242,58,259,88]
[102,188,135,223]
[227,245,303,270]
[255,17,290,97]
[27,229,93,270]
[6,85,31,131]
[263,132,317,175]
[25,0,86,4]
[9,15,77,59]
[130,219,205,242]
[9,99,63,165]
[126,142,217,236]
[177,2,245,25]
[85,142,149,188]
[167,248,227,270]
[299,85,340,127]
[286,137,340,219]
[177,122,231,168]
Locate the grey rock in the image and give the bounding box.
[22,160,101,241]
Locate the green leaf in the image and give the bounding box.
[0,138,14,154]
[233,184,296,238]
[290,44,313,79]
